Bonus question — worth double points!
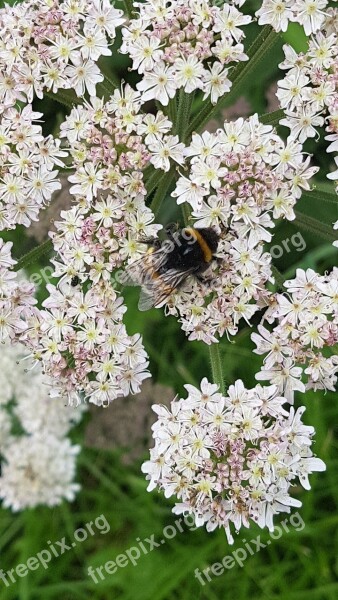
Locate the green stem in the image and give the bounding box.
[150,167,176,216]
[271,265,285,290]
[188,26,280,136]
[97,58,119,90]
[13,239,54,272]
[145,168,163,197]
[175,89,194,142]
[18,513,30,600]
[44,88,80,109]
[259,108,285,126]
[181,202,192,226]
[123,0,134,19]
[209,343,226,395]
[168,97,177,124]
[57,166,74,173]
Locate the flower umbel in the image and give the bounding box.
[121,0,250,105]
[142,378,325,543]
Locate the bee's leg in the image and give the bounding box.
[195,274,217,289]
[195,266,218,287]
[195,273,211,284]
[138,237,162,250]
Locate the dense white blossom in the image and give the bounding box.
[252,268,338,401]
[121,0,250,105]
[0,106,65,230]
[142,378,325,543]
[165,115,318,343]
[0,435,80,511]
[276,12,338,197]
[0,342,85,511]
[0,0,124,103]
[256,0,334,34]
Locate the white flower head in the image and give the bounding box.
[143,379,325,542]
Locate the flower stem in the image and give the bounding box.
[175,89,195,142]
[44,89,80,109]
[271,265,285,291]
[168,97,177,124]
[123,0,134,19]
[181,202,192,226]
[209,343,226,395]
[259,108,285,126]
[188,25,280,136]
[13,239,54,272]
[150,166,176,216]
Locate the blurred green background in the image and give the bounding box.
[0,2,338,599]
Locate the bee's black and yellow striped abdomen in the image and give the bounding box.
[126,226,220,310]
[161,227,219,273]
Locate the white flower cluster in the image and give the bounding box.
[276,13,338,190]
[121,0,250,105]
[256,0,337,35]
[17,86,186,406]
[166,115,318,343]
[60,88,184,205]
[0,105,66,230]
[0,239,35,343]
[0,0,124,102]
[22,281,151,406]
[252,268,338,402]
[0,343,85,511]
[142,377,325,543]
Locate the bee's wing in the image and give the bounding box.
[122,248,169,288]
[138,268,197,311]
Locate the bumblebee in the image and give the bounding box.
[124,226,219,311]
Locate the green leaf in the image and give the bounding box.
[97,81,115,101]
[97,57,120,90]
[145,168,163,197]
[168,97,177,124]
[271,264,286,290]
[282,22,309,53]
[302,186,338,205]
[294,210,337,242]
[181,202,192,226]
